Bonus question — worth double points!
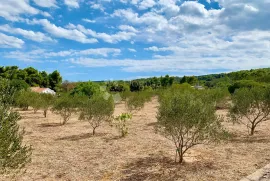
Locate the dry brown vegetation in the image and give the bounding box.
[1,98,270,181]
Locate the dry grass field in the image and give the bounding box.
[1,98,270,181]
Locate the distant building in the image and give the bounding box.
[192,83,205,90]
[30,87,56,95]
[194,85,204,90]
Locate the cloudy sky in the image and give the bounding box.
[0,0,269,81]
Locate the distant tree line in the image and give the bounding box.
[0,66,62,91]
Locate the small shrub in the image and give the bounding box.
[112,113,132,137]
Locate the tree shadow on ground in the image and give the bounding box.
[38,123,63,128]
[229,136,270,143]
[102,135,123,142]
[55,132,107,141]
[119,155,216,181]
[147,122,158,127]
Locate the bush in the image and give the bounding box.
[0,79,32,173]
[130,80,144,92]
[79,94,114,135]
[112,113,132,137]
[157,90,226,163]
[10,79,29,91]
[229,87,270,135]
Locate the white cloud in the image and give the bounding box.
[3,48,121,62]
[139,0,156,10]
[33,0,58,8]
[0,24,55,42]
[0,0,51,21]
[64,0,80,8]
[75,25,136,43]
[82,18,96,23]
[90,3,105,11]
[31,19,98,43]
[0,33,24,48]
[128,48,137,52]
[119,25,138,33]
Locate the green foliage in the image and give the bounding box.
[0,79,32,174]
[180,76,198,85]
[201,88,230,109]
[126,90,153,112]
[228,80,264,93]
[160,75,174,87]
[0,66,62,91]
[29,93,43,113]
[229,87,270,135]
[112,113,132,137]
[10,79,29,91]
[48,71,62,91]
[157,90,226,163]
[130,80,144,92]
[71,81,101,97]
[29,93,55,117]
[107,81,130,92]
[40,94,55,118]
[79,94,114,135]
[52,94,77,125]
[15,91,35,111]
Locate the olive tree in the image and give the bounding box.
[15,90,34,111]
[0,79,32,173]
[39,94,55,118]
[229,87,270,136]
[79,94,114,135]
[29,93,42,113]
[157,91,226,163]
[52,94,76,125]
[125,91,153,113]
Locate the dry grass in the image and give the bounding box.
[1,98,270,181]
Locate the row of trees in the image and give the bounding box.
[0,66,62,91]
[2,75,270,173]
[157,85,270,163]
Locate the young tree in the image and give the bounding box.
[29,93,42,113]
[52,94,76,125]
[79,94,114,135]
[157,91,226,163]
[229,87,270,136]
[15,91,34,111]
[0,79,32,173]
[39,93,55,118]
[125,91,153,113]
[112,113,132,137]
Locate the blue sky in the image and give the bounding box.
[0,0,269,81]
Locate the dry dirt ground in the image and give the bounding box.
[1,98,270,181]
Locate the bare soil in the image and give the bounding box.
[1,98,270,181]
